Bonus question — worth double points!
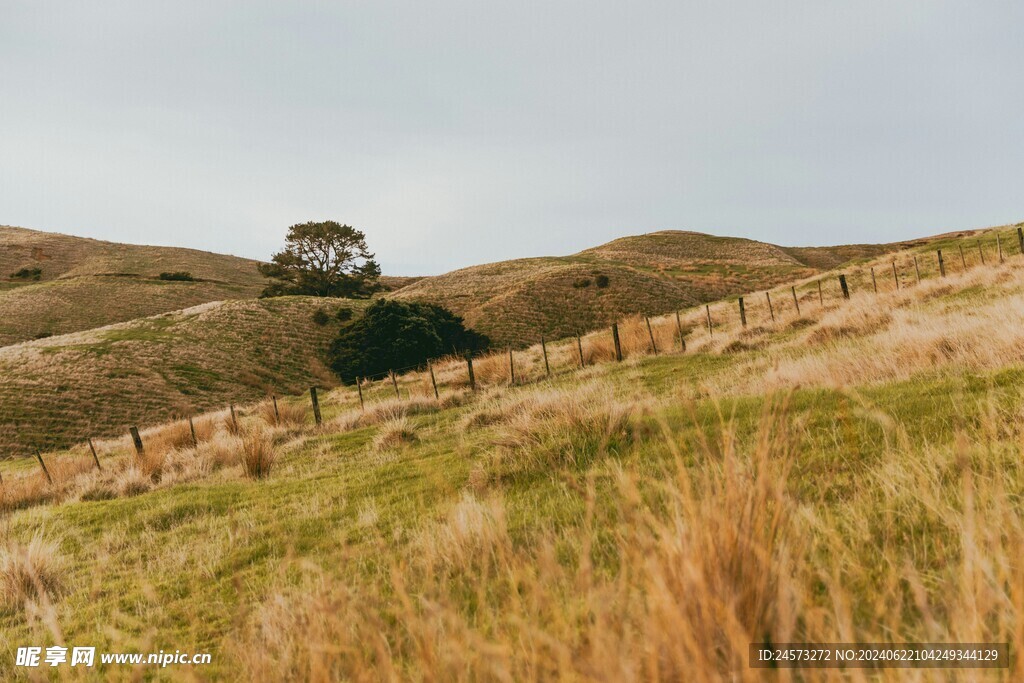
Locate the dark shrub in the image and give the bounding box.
[595,274,610,288]
[572,278,591,288]
[158,271,194,281]
[311,308,331,326]
[336,307,353,322]
[11,267,42,281]
[33,331,53,339]
[329,299,489,383]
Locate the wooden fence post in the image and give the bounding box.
[645,317,658,355]
[576,332,585,368]
[738,297,747,327]
[88,437,102,471]
[508,348,515,383]
[428,362,439,399]
[129,426,144,458]
[937,249,946,277]
[892,261,899,290]
[35,451,53,485]
[914,256,921,284]
[611,323,623,361]
[188,416,197,447]
[466,355,476,390]
[998,233,1004,263]
[1018,227,1024,256]
[871,267,877,293]
[272,395,280,422]
[541,336,550,376]
[675,311,685,351]
[389,371,400,399]
[356,377,365,409]
[791,286,800,316]
[310,387,322,425]
[766,292,775,322]
[958,244,966,270]
[839,274,850,299]
[978,240,986,265]
[817,280,823,306]
[706,305,713,337]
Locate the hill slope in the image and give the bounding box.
[393,230,901,346]
[3,224,1024,679]
[0,296,363,456]
[0,225,268,345]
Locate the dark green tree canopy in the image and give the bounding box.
[329,299,489,384]
[259,221,382,298]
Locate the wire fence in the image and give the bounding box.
[4,225,1023,463]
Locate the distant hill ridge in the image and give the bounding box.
[393,229,904,346]
[0,225,268,345]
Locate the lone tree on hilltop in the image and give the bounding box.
[259,221,382,298]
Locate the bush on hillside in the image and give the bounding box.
[573,278,591,288]
[595,274,610,288]
[329,300,489,384]
[311,308,331,326]
[158,271,195,281]
[336,307,353,322]
[10,267,42,281]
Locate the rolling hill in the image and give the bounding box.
[3,222,1024,679]
[0,225,268,345]
[0,296,365,457]
[0,221,1004,457]
[392,230,905,346]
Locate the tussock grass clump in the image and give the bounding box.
[257,400,307,429]
[372,416,417,452]
[471,351,513,385]
[488,384,642,478]
[416,493,507,571]
[0,534,67,611]
[222,411,242,436]
[116,467,152,497]
[328,394,444,435]
[242,431,278,479]
[198,433,245,470]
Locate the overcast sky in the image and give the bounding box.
[2,2,1022,275]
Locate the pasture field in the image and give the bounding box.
[3,225,1024,680]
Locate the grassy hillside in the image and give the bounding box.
[0,225,268,345]
[2,224,1024,679]
[393,230,912,346]
[0,297,364,457]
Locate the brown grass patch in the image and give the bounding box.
[0,534,68,611]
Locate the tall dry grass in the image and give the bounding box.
[0,533,67,612]
[228,393,1024,681]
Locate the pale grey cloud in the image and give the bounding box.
[2,1,1022,274]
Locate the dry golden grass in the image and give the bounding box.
[4,223,1024,681]
[0,534,67,611]
[242,430,278,479]
[0,296,364,457]
[393,229,908,347]
[0,224,267,346]
[257,398,308,429]
[372,416,417,452]
[223,392,1024,681]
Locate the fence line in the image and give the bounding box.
[5,227,1023,465]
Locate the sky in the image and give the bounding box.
[1,2,1022,276]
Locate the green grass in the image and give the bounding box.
[3,337,1021,678]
